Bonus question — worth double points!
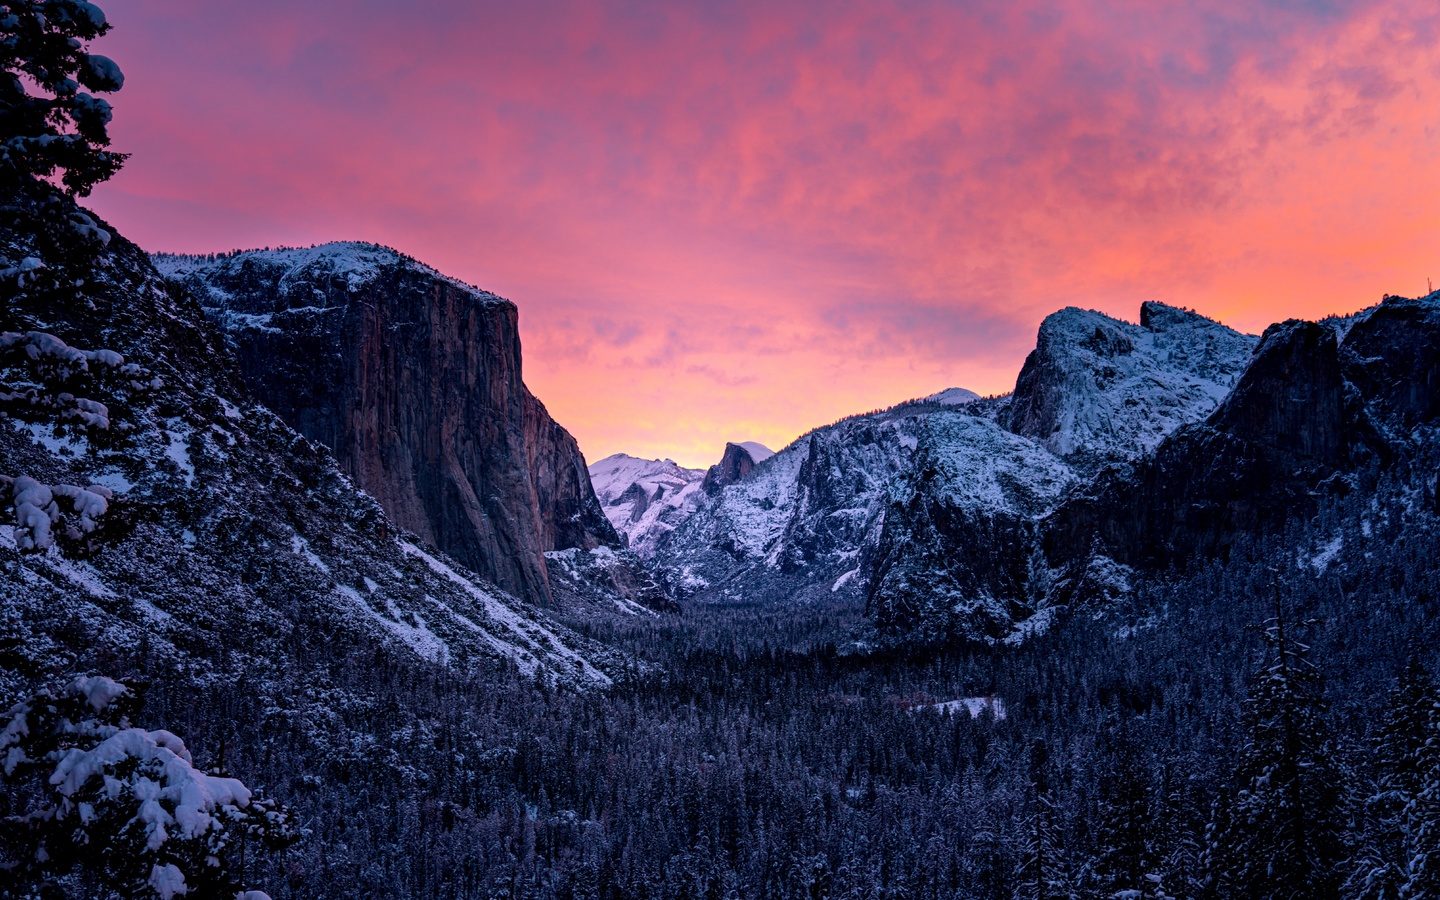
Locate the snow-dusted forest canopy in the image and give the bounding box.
[3,2,1440,899]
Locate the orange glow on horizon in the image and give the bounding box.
[89,0,1440,469]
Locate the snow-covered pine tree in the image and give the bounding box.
[1347,657,1440,899]
[1088,735,1158,897]
[1018,739,1076,900]
[0,676,296,899]
[1209,584,1346,900]
[2,0,129,326]
[1,0,127,197]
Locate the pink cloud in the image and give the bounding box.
[88,0,1440,467]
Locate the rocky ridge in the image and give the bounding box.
[154,245,623,608]
[2,203,624,691]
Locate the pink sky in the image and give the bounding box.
[88,0,1440,468]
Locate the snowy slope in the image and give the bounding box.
[1002,302,1255,464]
[648,392,1045,606]
[736,441,775,462]
[4,228,623,690]
[588,454,707,556]
[153,242,502,315]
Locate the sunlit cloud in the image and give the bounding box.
[89,0,1440,467]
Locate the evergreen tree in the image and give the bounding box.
[1210,585,1346,900]
[0,676,296,899]
[1019,739,1075,900]
[1348,657,1440,899]
[1,0,127,197]
[1088,735,1156,897]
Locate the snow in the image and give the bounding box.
[164,422,195,487]
[83,53,123,90]
[1310,535,1343,573]
[1014,303,1255,460]
[148,863,187,899]
[399,542,612,685]
[831,568,859,592]
[736,441,774,463]
[923,697,1008,719]
[921,415,1075,516]
[587,454,707,557]
[336,584,447,664]
[48,727,255,852]
[89,470,134,494]
[70,675,127,711]
[16,420,87,457]
[152,242,504,307]
[924,387,981,406]
[290,534,330,574]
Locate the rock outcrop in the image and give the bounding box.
[1039,296,1440,595]
[1000,302,1255,468]
[702,442,765,494]
[155,244,618,606]
[588,453,707,554]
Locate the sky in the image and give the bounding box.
[87,0,1440,469]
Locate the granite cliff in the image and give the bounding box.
[155,245,618,606]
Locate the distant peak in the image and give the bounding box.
[925,387,981,406]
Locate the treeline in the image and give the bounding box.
[16,482,1440,899]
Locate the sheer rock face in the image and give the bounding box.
[155,244,617,606]
[1342,294,1440,427]
[702,442,761,494]
[1209,320,1347,465]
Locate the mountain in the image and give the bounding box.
[623,302,1261,642]
[643,395,988,605]
[701,441,773,493]
[1039,296,1440,603]
[999,302,1255,468]
[1,205,623,692]
[153,244,619,607]
[864,412,1077,641]
[588,453,706,555]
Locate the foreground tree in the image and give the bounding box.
[0,676,295,899]
[1348,657,1440,899]
[2,0,128,327]
[1,0,127,197]
[1209,586,1347,900]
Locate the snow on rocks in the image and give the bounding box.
[587,453,706,556]
[400,541,613,686]
[1003,303,1255,463]
[152,242,504,309]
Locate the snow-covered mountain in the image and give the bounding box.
[605,304,1272,642]
[588,453,706,555]
[642,393,1007,608]
[3,216,624,687]
[1000,302,1255,468]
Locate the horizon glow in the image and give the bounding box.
[88,0,1440,469]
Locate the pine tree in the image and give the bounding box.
[1018,739,1075,900]
[1089,736,1157,897]
[0,676,296,899]
[1209,584,1346,900]
[1,0,127,197]
[1348,657,1440,899]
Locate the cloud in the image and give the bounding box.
[91,0,1440,466]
